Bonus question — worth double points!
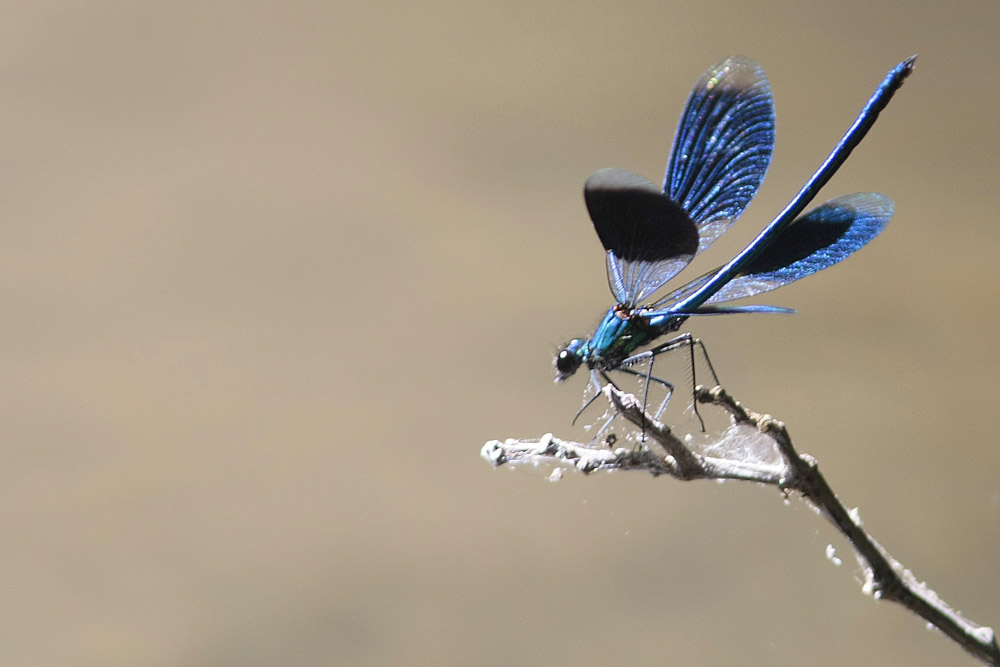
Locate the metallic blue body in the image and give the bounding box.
[578,307,686,373]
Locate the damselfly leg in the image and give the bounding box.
[621,333,720,433]
[571,334,719,446]
[569,370,622,445]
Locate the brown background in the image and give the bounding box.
[2,2,998,665]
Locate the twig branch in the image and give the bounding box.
[481,384,1000,665]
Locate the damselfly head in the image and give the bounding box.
[554,339,585,381]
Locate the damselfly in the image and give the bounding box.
[555,55,915,429]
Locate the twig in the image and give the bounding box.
[481,384,1000,665]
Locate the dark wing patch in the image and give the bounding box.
[584,167,699,262]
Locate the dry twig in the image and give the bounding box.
[482,384,1000,665]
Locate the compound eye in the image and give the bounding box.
[555,347,581,376]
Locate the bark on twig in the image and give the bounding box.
[481,385,1000,665]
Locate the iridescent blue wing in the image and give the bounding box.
[650,193,893,310]
[705,192,893,303]
[584,168,699,306]
[665,56,775,252]
[587,57,774,307]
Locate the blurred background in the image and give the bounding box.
[1,1,998,665]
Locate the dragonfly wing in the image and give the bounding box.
[584,168,699,304]
[704,192,894,303]
[665,56,775,252]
